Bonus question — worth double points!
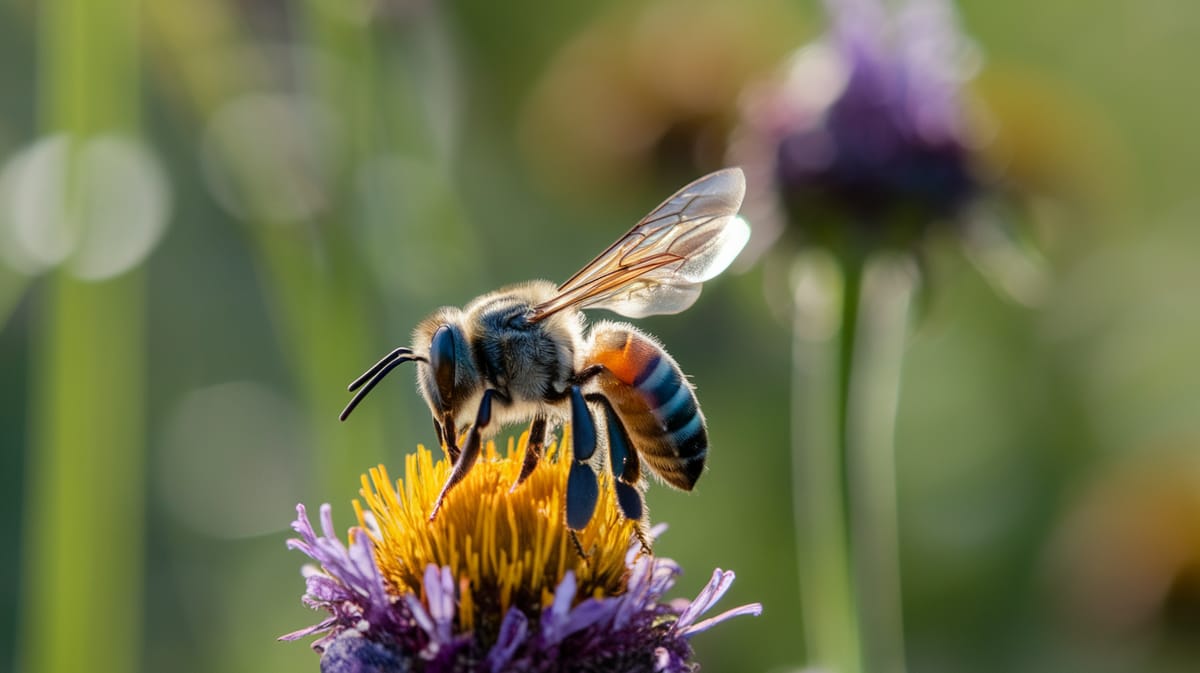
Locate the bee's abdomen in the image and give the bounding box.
[586,325,707,491]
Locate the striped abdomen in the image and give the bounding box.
[584,324,707,490]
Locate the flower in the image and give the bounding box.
[731,0,982,255]
[519,0,804,199]
[1047,449,1200,639]
[281,430,762,672]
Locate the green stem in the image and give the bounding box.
[837,250,865,547]
[21,1,144,671]
[792,250,863,673]
[23,276,146,673]
[795,246,916,673]
[847,254,917,673]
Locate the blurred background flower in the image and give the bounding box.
[1,0,1198,672]
[520,0,805,201]
[731,0,981,258]
[1047,448,1200,644]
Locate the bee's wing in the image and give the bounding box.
[530,168,750,321]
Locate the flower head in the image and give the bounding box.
[282,430,761,672]
[355,428,635,635]
[732,0,981,253]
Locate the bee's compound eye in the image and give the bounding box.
[429,324,457,410]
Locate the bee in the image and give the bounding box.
[340,168,749,533]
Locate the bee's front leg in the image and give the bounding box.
[430,389,499,521]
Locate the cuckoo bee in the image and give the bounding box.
[340,168,749,533]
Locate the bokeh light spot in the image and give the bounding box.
[0,133,171,279]
[200,93,334,224]
[0,134,74,274]
[70,135,171,280]
[158,381,308,539]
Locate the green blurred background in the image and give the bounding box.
[2,0,1199,672]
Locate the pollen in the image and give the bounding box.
[353,426,639,633]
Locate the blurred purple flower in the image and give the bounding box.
[733,0,981,253]
[282,505,761,673]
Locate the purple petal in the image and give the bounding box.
[319,503,338,540]
[559,598,614,639]
[352,535,386,586]
[646,558,681,597]
[404,593,436,638]
[425,565,456,644]
[485,609,529,673]
[291,503,318,541]
[284,503,396,642]
[678,603,764,637]
[279,617,338,642]
[306,574,352,603]
[614,557,653,629]
[541,571,578,645]
[675,569,735,630]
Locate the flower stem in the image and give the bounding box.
[793,249,916,673]
[847,254,917,673]
[20,0,144,671]
[791,250,862,673]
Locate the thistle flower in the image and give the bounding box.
[732,0,982,255]
[281,430,761,672]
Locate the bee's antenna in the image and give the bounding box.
[340,353,425,421]
[348,347,420,392]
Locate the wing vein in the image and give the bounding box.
[529,168,748,322]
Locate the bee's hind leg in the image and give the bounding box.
[591,394,651,554]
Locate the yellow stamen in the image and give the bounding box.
[354,426,640,631]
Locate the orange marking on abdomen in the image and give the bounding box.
[590,332,660,385]
[590,331,638,383]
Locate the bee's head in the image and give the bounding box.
[414,313,479,423]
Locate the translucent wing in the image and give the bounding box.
[529,168,750,321]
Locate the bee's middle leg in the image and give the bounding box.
[438,415,460,463]
[510,416,547,491]
[434,415,460,460]
[566,385,600,531]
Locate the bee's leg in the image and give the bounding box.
[441,415,460,462]
[432,418,444,448]
[592,396,646,520]
[592,394,652,554]
[569,530,589,560]
[429,389,496,521]
[566,385,599,531]
[510,417,547,492]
